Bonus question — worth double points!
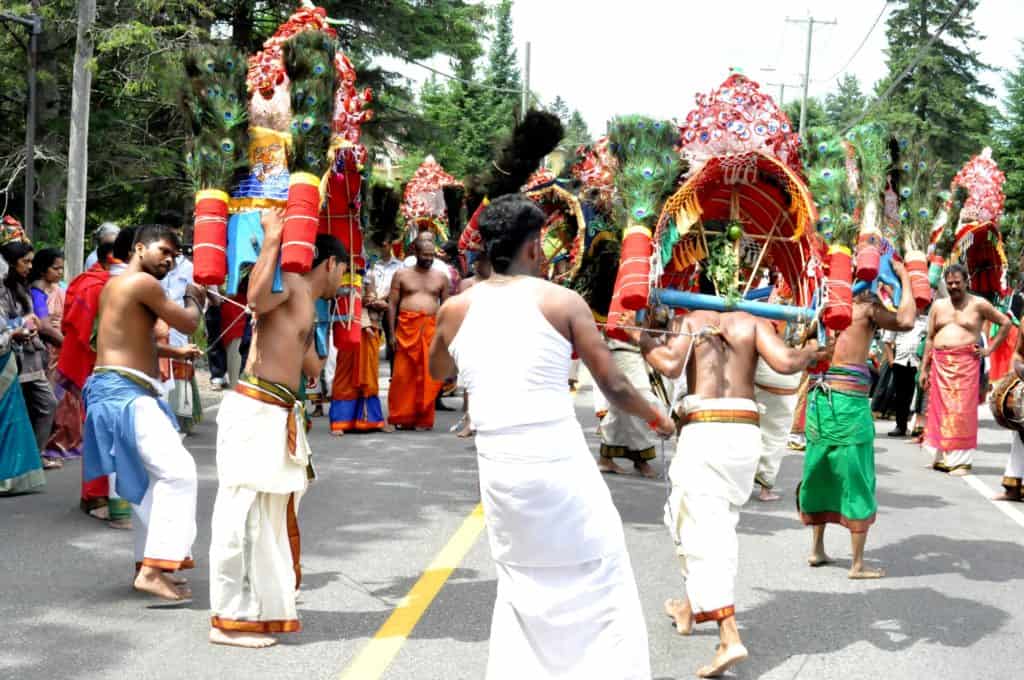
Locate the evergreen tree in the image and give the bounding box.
[875,0,994,180]
[825,74,867,129]
[484,0,521,128]
[563,110,592,150]
[997,42,1024,214]
[549,95,571,124]
[783,98,829,135]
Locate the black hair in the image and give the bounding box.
[944,263,969,281]
[29,247,63,284]
[112,226,137,262]
[313,233,348,269]
[95,239,116,267]
[477,194,546,274]
[1,241,33,282]
[132,224,180,251]
[697,271,717,296]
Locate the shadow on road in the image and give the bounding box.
[868,534,1024,581]
[737,586,1008,678]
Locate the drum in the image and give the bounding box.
[989,374,1024,432]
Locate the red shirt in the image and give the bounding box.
[57,264,110,389]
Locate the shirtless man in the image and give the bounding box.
[798,261,915,580]
[920,263,1009,475]
[637,280,826,679]
[209,209,348,648]
[387,232,449,430]
[83,224,205,602]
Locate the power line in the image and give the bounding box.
[392,54,523,95]
[841,0,971,133]
[813,1,889,85]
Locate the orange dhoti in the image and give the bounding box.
[330,328,385,433]
[388,310,441,429]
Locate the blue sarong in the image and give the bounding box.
[83,369,178,504]
[0,351,45,494]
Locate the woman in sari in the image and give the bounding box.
[31,249,81,462]
[0,233,46,493]
[2,239,59,471]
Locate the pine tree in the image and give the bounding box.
[876,0,994,179]
[563,110,592,150]
[997,42,1024,214]
[484,0,521,128]
[784,98,829,134]
[549,95,571,124]
[825,74,867,129]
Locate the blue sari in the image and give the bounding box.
[0,351,45,494]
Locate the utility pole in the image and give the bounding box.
[786,15,836,138]
[0,8,42,236]
[765,81,801,106]
[64,0,96,280]
[521,41,531,120]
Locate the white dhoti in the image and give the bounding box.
[600,341,659,462]
[753,359,802,490]
[209,387,310,633]
[1002,432,1024,497]
[667,397,760,623]
[476,418,650,679]
[133,396,199,570]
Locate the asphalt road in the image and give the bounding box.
[3,376,1024,680]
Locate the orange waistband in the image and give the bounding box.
[234,383,290,409]
[683,410,760,427]
[755,383,800,396]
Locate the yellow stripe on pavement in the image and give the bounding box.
[339,504,486,680]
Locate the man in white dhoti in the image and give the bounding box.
[208,210,348,648]
[429,195,674,680]
[637,293,826,678]
[597,338,661,477]
[752,323,804,502]
[83,224,205,603]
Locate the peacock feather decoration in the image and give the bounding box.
[894,135,940,253]
[804,127,855,246]
[183,45,249,192]
[607,115,682,229]
[367,183,401,247]
[283,30,336,176]
[934,185,968,258]
[845,122,890,236]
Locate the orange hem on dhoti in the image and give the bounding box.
[387,310,441,429]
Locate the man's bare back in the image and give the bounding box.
[246,272,315,393]
[831,262,916,366]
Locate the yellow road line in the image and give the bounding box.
[338,504,486,680]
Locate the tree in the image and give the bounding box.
[824,74,867,129]
[549,95,570,124]
[784,98,829,134]
[997,42,1024,214]
[483,0,521,129]
[563,110,591,150]
[875,0,994,180]
[64,0,96,280]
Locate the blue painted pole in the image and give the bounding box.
[652,289,816,324]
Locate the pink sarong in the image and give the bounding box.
[925,345,980,453]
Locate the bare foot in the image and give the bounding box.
[993,492,1023,502]
[87,505,110,521]
[108,519,132,530]
[166,573,188,586]
[598,459,628,475]
[634,461,657,479]
[331,429,345,438]
[949,468,970,477]
[758,487,781,502]
[134,570,191,602]
[663,598,693,635]
[807,553,832,567]
[381,424,395,433]
[209,628,277,648]
[697,642,749,678]
[848,566,885,579]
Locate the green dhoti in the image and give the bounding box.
[798,367,877,533]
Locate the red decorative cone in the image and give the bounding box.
[282,172,322,273]
[617,226,654,311]
[855,228,881,283]
[192,190,229,286]
[823,245,853,331]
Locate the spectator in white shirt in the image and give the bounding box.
[885,310,929,437]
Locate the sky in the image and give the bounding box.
[378,0,1024,138]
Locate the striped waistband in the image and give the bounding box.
[235,374,299,408]
[815,364,872,396]
[756,382,801,396]
[683,409,760,427]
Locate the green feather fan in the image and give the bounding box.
[893,135,941,252]
[283,31,336,176]
[607,115,682,230]
[804,126,855,246]
[182,45,248,192]
[934,186,968,258]
[845,122,890,235]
